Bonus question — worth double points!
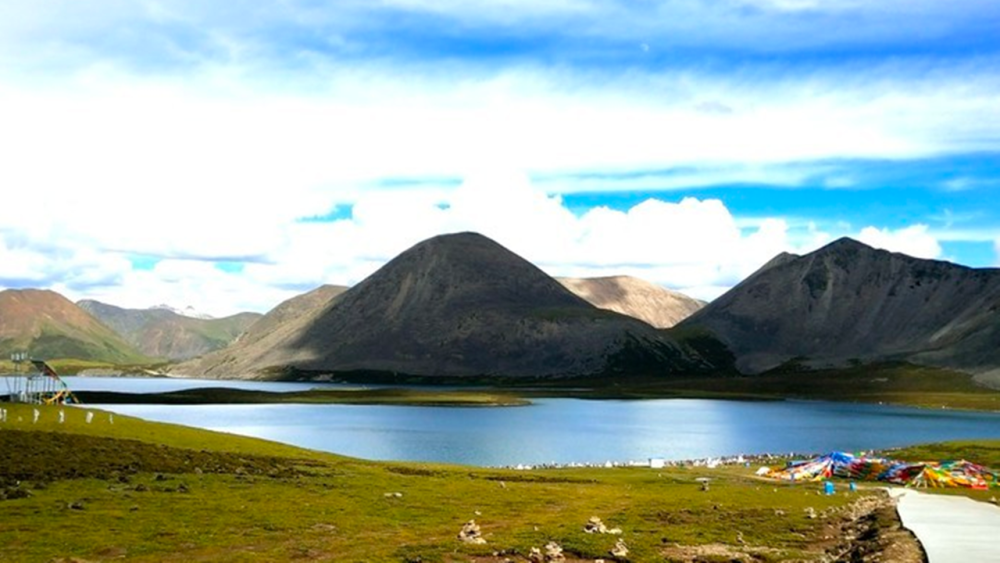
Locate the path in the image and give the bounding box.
[889,488,1000,563]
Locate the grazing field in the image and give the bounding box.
[0,403,922,562]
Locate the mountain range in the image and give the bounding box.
[77,300,261,361]
[4,232,999,386]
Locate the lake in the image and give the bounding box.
[15,376,1000,467]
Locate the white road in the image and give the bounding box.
[889,488,1000,563]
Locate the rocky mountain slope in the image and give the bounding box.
[177,233,709,379]
[558,276,704,328]
[678,238,1000,385]
[77,300,261,361]
[0,289,147,363]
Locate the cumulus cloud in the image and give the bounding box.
[236,173,809,306]
[856,225,942,259]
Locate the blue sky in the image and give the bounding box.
[1,1,998,315]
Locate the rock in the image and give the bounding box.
[544,541,565,562]
[457,520,486,544]
[68,501,85,510]
[584,516,622,535]
[585,516,607,534]
[610,539,629,558]
[805,507,817,519]
[528,547,543,562]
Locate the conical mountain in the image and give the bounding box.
[678,238,1000,384]
[0,289,147,363]
[557,276,705,328]
[179,233,707,379]
[77,300,262,361]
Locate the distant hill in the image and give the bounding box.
[177,233,708,380]
[0,289,147,364]
[678,238,1000,385]
[77,300,262,361]
[558,276,704,328]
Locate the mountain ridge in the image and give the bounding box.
[557,275,705,328]
[0,289,147,364]
[678,237,1000,385]
[77,300,262,361]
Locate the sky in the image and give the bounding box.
[1,1,998,316]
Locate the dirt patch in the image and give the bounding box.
[659,492,925,563]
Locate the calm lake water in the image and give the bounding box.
[19,377,1000,467]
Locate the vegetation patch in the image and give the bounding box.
[0,403,920,562]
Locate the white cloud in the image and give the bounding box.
[857,225,942,259]
[235,174,809,305]
[1,61,997,272]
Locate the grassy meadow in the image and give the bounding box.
[0,403,925,562]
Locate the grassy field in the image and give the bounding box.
[0,403,925,562]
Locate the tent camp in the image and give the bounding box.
[765,452,997,490]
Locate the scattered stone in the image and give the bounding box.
[805,506,817,519]
[68,501,85,510]
[129,506,139,512]
[154,474,168,482]
[736,531,745,544]
[773,509,785,516]
[383,492,403,498]
[133,484,148,492]
[584,516,622,535]
[177,483,189,494]
[544,541,565,562]
[528,547,543,562]
[989,496,997,505]
[457,520,486,544]
[610,539,628,558]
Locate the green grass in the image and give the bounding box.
[0,403,895,562]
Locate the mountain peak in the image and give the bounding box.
[815,237,876,256]
[178,232,707,379]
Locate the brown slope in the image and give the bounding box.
[678,238,1000,384]
[174,284,348,378]
[0,289,146,363]
[557,276,705,328]
[180,233,708,379]
[77,300,262,361]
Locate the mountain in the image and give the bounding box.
[174,284,350,377]
[151,304,214,320]
[0,289,146,363]
[678,238,1000,385]
[177,233,708,379]
[77,300,262,361]
[557,276,705,328]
